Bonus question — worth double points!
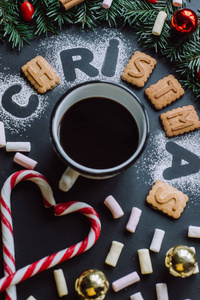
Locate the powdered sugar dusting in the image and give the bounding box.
[136,130,200,202]
[0,28,133,134]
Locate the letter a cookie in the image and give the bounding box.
[146,180,188,219]
[21,56,60,94]
[160,105,200,137]
[145,75,184,110]
[121,51,157,87]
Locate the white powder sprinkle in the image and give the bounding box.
[0,28,134,134]
[136,130,200,202]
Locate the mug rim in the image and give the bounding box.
[50,80,150,177]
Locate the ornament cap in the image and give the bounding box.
[165,245,197,278]
[75,269,109,300]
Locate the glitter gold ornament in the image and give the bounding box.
[75,269,109,300]
[171,8,199,36]
[165,245,197,278]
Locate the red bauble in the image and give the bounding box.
[171,8,199,36]
[198,68,200,82]
[144,0,158,3]
[20,1,34,22]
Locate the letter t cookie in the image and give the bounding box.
[22,56,60,93]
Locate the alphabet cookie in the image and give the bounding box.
[160,105,200,137]
[145,75,184,109]
[121,51,157,87]
[21,55,60,93]
[146,180,188,219]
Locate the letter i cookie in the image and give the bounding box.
[145,75,184,109]
[21,55,60,93]
[160,105,200,137]
[121,51,157,87]
[146,180,188,219]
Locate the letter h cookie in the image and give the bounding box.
[21,56,60,94]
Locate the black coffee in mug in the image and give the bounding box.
[58,97,139,169]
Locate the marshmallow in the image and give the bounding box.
[130,292,144,300]
[54,269,68,297]
[112,271,140,292]
[188,225,200,238]
[0,122,6,148]
[126,207,142,233]
[152,11,167,36]
[138,249,153,274]
[150,228,165,252]
[156,283,169,300]
[14,152,38,170]
[26,297,37,300]
[104,195,124,219]
[102,0,113,9]
[6,142,31,152]
[105,241,124,267]
[172,0,182,7]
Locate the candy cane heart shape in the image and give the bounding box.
[0,170,56,300]
[0,172,101,294]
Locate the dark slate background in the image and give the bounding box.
[0,1,200,299]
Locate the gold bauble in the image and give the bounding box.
[75,269,109,300]
[165,245,197,278]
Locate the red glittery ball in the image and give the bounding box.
[198,68,200,82]
[171,8,199,36]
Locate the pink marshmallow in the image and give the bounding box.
[104,195,124,219]
[112,271,140,292]
[102,0,113,9]
[14,152,38,170]
[126,207,142,233]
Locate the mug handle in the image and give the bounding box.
[59,167,80,192]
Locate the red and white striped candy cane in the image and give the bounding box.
[0,170,56,300]
[0,174,101,294]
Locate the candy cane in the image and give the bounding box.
[0,170,56,300]
[0,171,101,294]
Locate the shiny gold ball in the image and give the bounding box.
[75,269,109,300]
[165,245,197,278]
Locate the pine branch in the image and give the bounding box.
[0,0,34,50]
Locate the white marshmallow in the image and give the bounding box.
[102,0,113,9]
[150,228,165,252]
[54,269,68,297]
[188,225,200,238]
[6,142,31,152]
[130,291,144,300]
[26,296,37,300]
[126,207,142,233]
[104,195,124,219]
[0,122,6,148]
[14,152,38,170]
[172,0,182,7]
[112,271,140,292]
[105,241,124,267]
[152,11,167,36]
[138,249,153,274]
[156,283,169,300]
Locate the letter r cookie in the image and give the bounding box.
[146,180,188,219]
[160,105,200,137]
[121,51,157,87]
[21,55,60,93]
[145,75,184,109]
